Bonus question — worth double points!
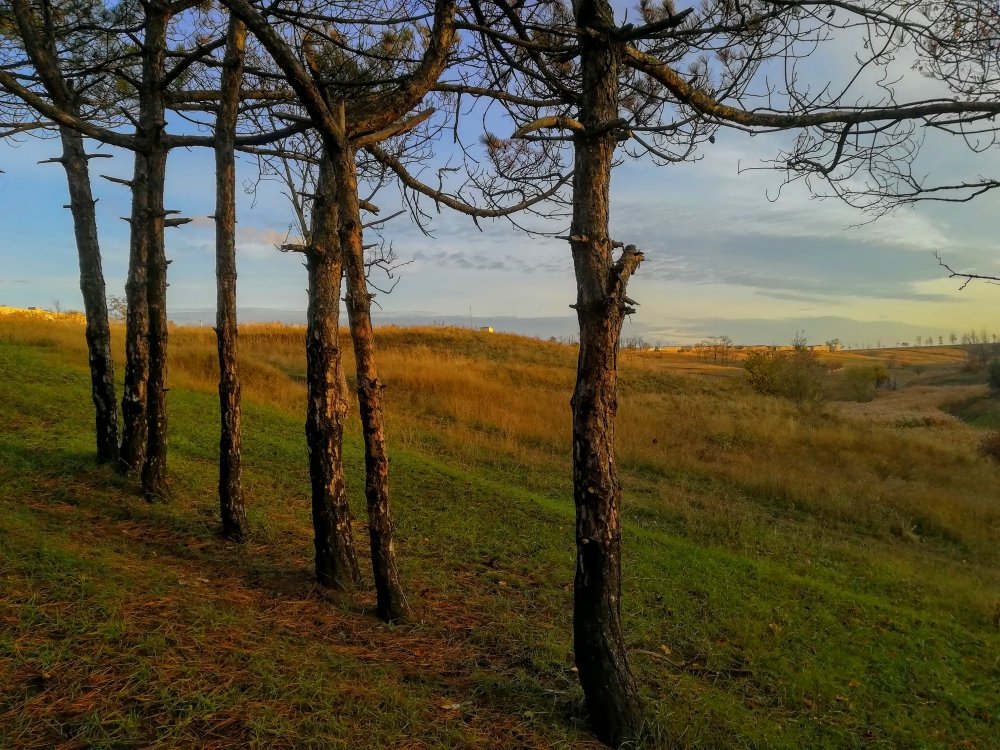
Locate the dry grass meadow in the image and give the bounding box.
[1,309,998,748]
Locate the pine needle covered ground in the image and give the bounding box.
[1,313,997,748]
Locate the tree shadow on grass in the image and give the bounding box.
[0,437,600,745]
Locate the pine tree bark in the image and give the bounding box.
[60,128,119,464]
[335,145,409,622]
[213,16,248,540]
[119,150,150,476]
[304,152,362,589]
[139,4,171,501]
[570,1,643,745]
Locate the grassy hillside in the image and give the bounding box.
[1,314,997,749]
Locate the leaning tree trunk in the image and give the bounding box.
[119,150,150,476]
[570,1,644,746]
[59,125,119,465]
[213,16,248,540]
[7,0,118,464]
[303,152,362,589]
[336,144,408,622]
[139,4,171,501]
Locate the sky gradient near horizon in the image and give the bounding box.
[3,121,998,347]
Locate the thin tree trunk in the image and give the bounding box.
[304,152,362,589]
[119,150,150,476]
[9,0,119,467]
[335,145,408,622]
[570,2,643,745]
[140,5,171,501]
[213,16,248,540]
[59,126,119,465]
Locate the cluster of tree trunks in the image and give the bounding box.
[11,0,1000,746]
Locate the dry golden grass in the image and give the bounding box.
[4,312,998,565]
[0,305,86,323]
[3,312,999,749]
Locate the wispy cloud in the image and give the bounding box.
[645,315,957,347]
[411,249,565,274]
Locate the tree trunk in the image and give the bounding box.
[118,150,150,476]
[304,152,362,589]
[6,0,119,465]
[335,144,409,622]
[139,5,171,501]
[570,2,643,746]
[59,125,119,465]
[213,16,248,540]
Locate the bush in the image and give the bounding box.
[743,350,783,396]
[988,359,1000,390]
[744,349,827,405]
[840,364,888,402]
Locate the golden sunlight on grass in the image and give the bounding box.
[4,313,997,567]
[3,313,999,749]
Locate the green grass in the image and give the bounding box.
[1,330,998,749]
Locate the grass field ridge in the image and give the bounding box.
[1,315,998,748]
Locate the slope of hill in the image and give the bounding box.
[1,314,997,748]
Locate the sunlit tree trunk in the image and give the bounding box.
[9,0,119,466]
[213,16,248,540]
[570,1,643,745]
[304,152,362,589]
[59,126,119,465]
[335,144,408,622]
[139,3,171,501]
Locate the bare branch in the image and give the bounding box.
[934,251,1000,291]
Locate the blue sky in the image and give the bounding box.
[3,7,1000,346]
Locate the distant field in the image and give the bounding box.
[1,313,997,748]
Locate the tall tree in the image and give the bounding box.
[213,14,248,539]
[336,138,409,621]
[302,150,364,589]
[224,0,567,618]
[256,131,388,591]
[7,0,119,464]
[565,1,645,738]
[261,130,413,615]
[461,0,1000,743]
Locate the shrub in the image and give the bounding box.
[744,349,827,405]
[840,364,887,402]
[988,359,1000,390]
[743,350,783,396]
